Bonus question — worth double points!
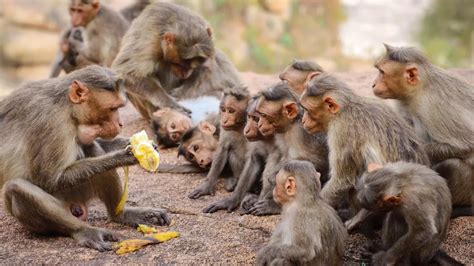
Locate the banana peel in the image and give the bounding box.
[130,130,160,172]
[115,131,160,216]
[137,224,159,234]
[114,231,180,255]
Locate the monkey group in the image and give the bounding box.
[0,0,471,264]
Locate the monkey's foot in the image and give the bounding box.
[241,194,259,211]
[223,177,238,192]
[203,196,239,213]
[116,207,171,227]
[245,199,281,216]
[72,227,121,252]
[188,182,213,199]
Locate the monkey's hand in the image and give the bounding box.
[241,194,259,211]
[188,181,214,199]
[256,246,276,266]
[72,227,122,252]
[113,146,139,166]
[245,199,281,216]
[345,217,361,233]
[202,196,240,213]
[115,207,171,227]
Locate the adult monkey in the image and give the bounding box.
[50,0,129,77]
[300,73,429,219]
[112,2,241,121]
[1,66,170,251]
[279,59,324,95]
[373,44,473,217]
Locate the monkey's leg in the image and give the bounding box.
[95,170,171,226]
[2,179,119,251]
[433,158,472,217]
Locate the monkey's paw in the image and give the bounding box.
[241,194,259,211]
[72,227,122,252]
[202,196,239,213]
[188,182,213,199]
[118,207,171,227]
[245,199,281,216]
[345,217,359,233]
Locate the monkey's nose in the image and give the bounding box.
[119,122,123,127]
[371,83,376,88]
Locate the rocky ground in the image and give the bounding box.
[0,71,472,264]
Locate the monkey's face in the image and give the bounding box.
[300,95,330,134]
[372,60,414,99]
[219,95,247,131]
[152,108,192,144]
[244,111,262,141]
[279,67,308,96]
[273,170,296,205]
[180,124,218,168]
[256,98,292,136]
[69,0,100,27]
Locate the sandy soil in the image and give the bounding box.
[0,71,472,264]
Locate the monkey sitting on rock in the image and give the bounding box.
[256,160,346,265]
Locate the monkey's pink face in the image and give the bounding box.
[255,98,283,137]
[69,0,99,27]
[372,60,409,99]
[244,112,261,141]
[183,138,214,169]
[300,96,329,134]
[166,112,192,142]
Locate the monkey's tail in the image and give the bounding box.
[431,250,464,266]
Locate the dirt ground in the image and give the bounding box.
[0,71,472,264]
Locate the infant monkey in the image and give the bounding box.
[256,160,346,266]
[348,162,458,265]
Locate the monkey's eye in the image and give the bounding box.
[110,107,118,112]
[228,108,235,114]
[187,153,194,160]
[193,145,199,152]
[378,69,385,75]
[170,123,176,129]
[220,107,226,113]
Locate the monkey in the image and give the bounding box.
[203,95,273,213]
[256,160,347,266]
[151,96,220,147]
[119,0,151,22]
[188,87,250,199]
[244,82,329,216]
[0,65,170,251]
[347,162,460,265]
[300,73,429,214]
[279,59,324,96]
[372,44,473,217]
[50,0,129,77]
[111,2,241,121]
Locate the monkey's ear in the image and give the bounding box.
[322,96,339,114]
[382,195,402,207]
[206,27,213,37]
[285,176,297,196]
[367,163,383,173]
[199,121,216,135]
[383,43,394,53]
[163,32,176,44]
[404,64,419,86]
[69,80,90,103]
[283,102,299,119]
[305,71,322,84]
[91,0,100,9]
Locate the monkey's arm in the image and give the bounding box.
[259,241,316,264]
[345,208,372,232]
[49,51,65,78]
[50,148,137,192]
[96,137,130,153]
[157,163,206,174]
[203,152,264,212]
[321,155,357,208]
[188,143,229,199]
[125,78,191,114]
[376,210,432,264]
[425,142,473,163]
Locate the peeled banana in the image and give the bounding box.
[130,130,160,172]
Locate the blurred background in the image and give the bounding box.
[0,0,472,96]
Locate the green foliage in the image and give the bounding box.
[418,0,473,67]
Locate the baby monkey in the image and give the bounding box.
[256,160,346,266]
[348,162,459,265]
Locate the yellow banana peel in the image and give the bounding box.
[137,224,159,234]
[114,231,180,255]
[130,130,160,172]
